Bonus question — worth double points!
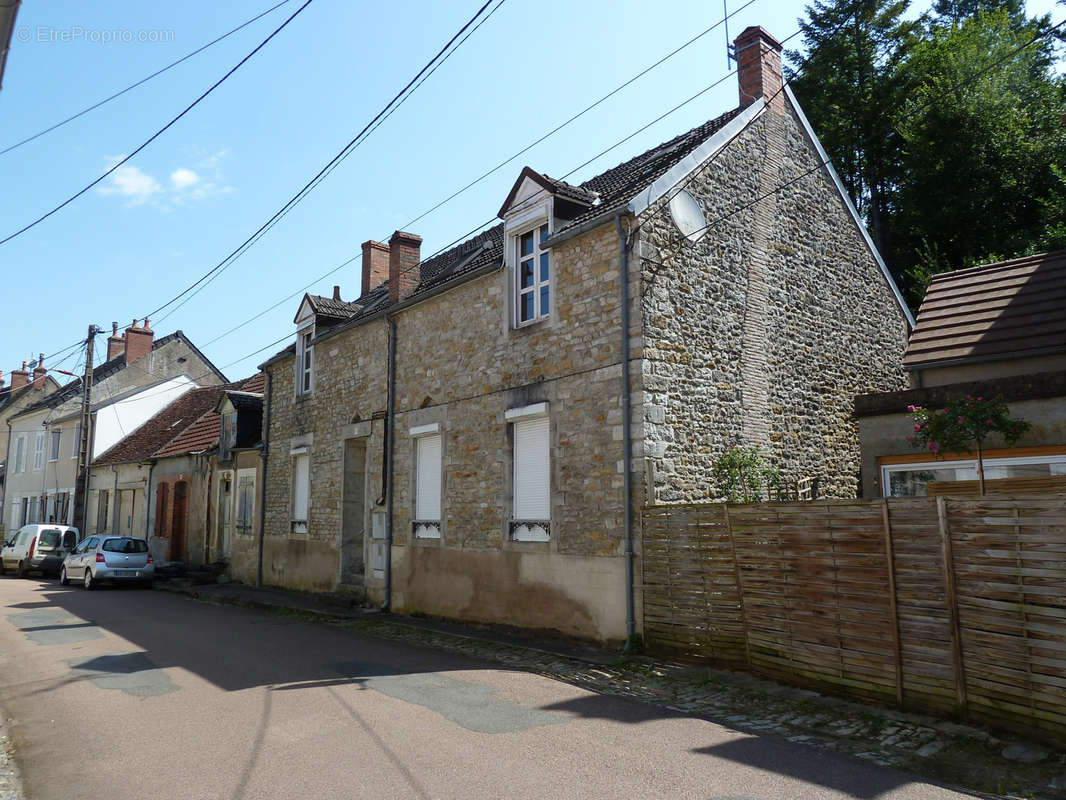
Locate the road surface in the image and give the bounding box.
[0,576,974,800]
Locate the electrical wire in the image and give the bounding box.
[145,0,500,324]
[0,0,317,248]
[0,0,295,158]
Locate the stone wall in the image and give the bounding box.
[637,99,909,502]
[262,220,642,641]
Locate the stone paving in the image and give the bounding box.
[0,726,21,800]
[161,580,1066,800]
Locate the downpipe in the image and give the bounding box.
[615,214,637,654]
[382,314,397,612]
[257,372,271,587]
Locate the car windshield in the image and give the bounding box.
[38,530,62,548]
[102,538,148,553]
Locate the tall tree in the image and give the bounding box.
[891,9,1066,302]
[788,0,919,270]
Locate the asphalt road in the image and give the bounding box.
[0,576,976,800]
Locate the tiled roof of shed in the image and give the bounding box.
[903,249,1066,368]
[93,384,228,465]
[154,410,220,457]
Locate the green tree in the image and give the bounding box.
[908,395,1030,494]
[712,446,781,503]
[890,10,1066,302]
[788,0,919,267]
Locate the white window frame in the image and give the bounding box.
[881,453,1066,497]
[514,222,551,327]
[33,431,45,471]
[49,430,61,462]
[411,423,442,539]
[507,403,551,542]
[295,322,314,397]
[290,448,310,534]
[71,422,81,459]
[14,434,26,473]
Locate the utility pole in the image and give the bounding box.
[72,325,97,534]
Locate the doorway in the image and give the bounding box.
[340,439,367,586]
[217,473,232,562]
[169,481,188,562]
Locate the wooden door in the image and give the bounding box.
[169,481,188,562]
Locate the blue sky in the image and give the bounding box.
[1,0,1062,385]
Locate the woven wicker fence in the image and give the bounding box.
[642,495,1066,745]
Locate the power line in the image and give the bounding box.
[145,0,501,324]
[0,0,295,158]
[0,0,316,248]
[182,0,762,345]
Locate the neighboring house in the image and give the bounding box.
[258,26,912,643]
[856,249,1066,497]
[89,374,263,568]
[3,321,226,536]
[0,358,61,537]
[0,0,20,90]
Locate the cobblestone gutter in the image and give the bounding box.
[167,583,1066,800]
[0,724,22,800]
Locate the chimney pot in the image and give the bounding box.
[10,363,28,390]
[32,356,47,389]
[333,285,341,301]
[734,26,784,112]
[388,231,423,304]
[107,321,126,362]
[361,240,391,296]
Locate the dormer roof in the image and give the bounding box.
[497,167,599,219]
[294,292,363,325]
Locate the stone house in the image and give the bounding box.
[856,249,1066,497]
[0,358,61,537]
[90,375,263,567]
[258,26,912,643]
[3,321,226,538]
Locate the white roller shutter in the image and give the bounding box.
[292,454,310,521]
[415,434,441,521]
[513,416,550,519]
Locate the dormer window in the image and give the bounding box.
[516,224,550,325]
[296,327,314,396]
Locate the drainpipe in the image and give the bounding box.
[615,214,636,654]
[1,420,11,539]
[257,372,271,587]
[144,461,154,540]
[382,314,397,612]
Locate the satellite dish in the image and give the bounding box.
[668,190,706,243]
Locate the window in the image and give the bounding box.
[155,482,169,537]
[516,224,550,325]
[14,435,26,473]
[296,328,314,396]
[220,412,238,461]
[291,452,310,534]
[71,422,80,459]
[236,469,256,535]
[33,432,45,471]
[882,453,1066,497]
[49,430,61,461]
[509,406,550,541]
[27,496,39,524]
[413,430,442,539]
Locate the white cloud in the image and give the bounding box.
[98,164,161,205]
[170,168,200,190]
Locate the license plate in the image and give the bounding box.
[115,569,138,577]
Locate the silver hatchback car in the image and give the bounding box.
[61,536,154,589]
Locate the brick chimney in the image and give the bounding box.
[10,361,28,389]
[32,354,47,388]
[106,322,125,361]
[388,231,422,304]
[735,26,784,113]
[0,370,5,388]
[362,240,390,296]
[124,318,154,366]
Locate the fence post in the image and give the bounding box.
[937,496,969,715]
[881,499,904,707]
[722,504,751,670]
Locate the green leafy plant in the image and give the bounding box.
[908,394,1030,494]
[713,446,781,503]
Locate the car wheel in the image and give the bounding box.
[0,561,6,576]
[60,567,69,586]
[17,560,28,578]
[83,569,95,591]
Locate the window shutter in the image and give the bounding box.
[415,434,442,521]
[513,416,550,519]
[293,454,310,521]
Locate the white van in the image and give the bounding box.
[1,525,81,577]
